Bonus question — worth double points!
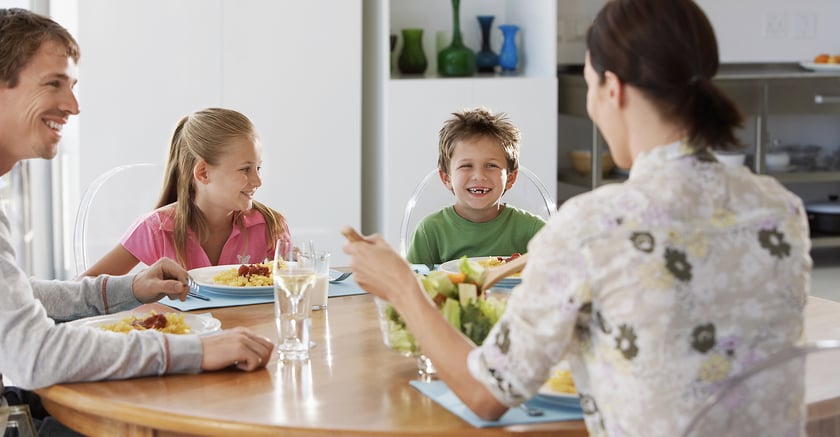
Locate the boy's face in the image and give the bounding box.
[440,135,517,223]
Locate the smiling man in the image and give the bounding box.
[0,8,274,435]
[0,12,79,170]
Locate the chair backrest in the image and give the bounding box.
[681,339,840,437]
[398,166,556,257]
[74,163,164,276]
[1,404,38,437]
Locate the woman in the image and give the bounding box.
[82,107,290,276]
[343,0,811,435]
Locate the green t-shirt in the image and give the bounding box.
[406,205,546,266]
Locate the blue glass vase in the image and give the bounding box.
[498,24,520,73]
[475,15,498,73]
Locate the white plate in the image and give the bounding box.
[189,264,274,297]
[799,62,840,72]
[533,361,581,409]
[534,386,581,409]
[67,311,221,335]
[438,256,522,287]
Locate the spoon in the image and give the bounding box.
[341,226,364,242]
[478,253,528,294]
[341,225,528,293]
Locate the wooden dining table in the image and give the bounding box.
[36,294,840,437]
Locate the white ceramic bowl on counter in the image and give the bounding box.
[713,152,746,167]
[765,151,791,171]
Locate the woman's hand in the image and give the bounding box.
[200,327,274,371]
[342,233,419,305]
[132,258,190,302]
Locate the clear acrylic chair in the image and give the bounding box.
[73,163,163,276]
[1,404,37,437]
[398,166,556,257]
[681,339,840,437]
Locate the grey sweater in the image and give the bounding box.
[0,208,202,395]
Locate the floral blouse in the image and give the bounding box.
[467,141,811,436]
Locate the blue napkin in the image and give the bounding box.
[409,380,583,428]
[160,276,368,311]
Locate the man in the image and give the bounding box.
[0,8,274,433]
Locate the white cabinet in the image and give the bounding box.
[53,0,362,277]
[365,0,558,247]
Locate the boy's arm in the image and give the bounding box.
[406,223,436,267]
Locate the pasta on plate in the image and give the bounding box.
[100,312,190,335]
[545,368,577,395]
[212,262,276,287]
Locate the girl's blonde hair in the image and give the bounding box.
[157,107,286,267]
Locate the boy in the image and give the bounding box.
[406,107,546,266]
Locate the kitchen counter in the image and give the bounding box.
[557,63,840,80]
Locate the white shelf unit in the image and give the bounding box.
[364,0,558,248]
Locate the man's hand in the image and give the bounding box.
[132,258,190,303]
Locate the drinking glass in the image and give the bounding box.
[273,239,316,360]
[304,250,330,310]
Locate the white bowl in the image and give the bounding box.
[714,152,746,167]
[766,152,790,170]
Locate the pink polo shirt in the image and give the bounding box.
[121,206,291,270]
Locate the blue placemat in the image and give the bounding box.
[409,380,583,428]
[160,276,368,311]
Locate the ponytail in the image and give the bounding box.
[684,77,744,152]
[157,115,189,208]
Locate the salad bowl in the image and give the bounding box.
[375,257,508,378]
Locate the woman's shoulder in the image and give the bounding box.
[557,183,629,217]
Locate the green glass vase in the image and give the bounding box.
[398,28,428,75]
[437,0,475,77]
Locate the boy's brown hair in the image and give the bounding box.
[437,107,521,174]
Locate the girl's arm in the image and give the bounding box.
[79,244,141,278]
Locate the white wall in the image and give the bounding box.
[557,0,840,64]
[50,0,361,277]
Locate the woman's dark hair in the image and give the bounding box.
[586,0,743,151]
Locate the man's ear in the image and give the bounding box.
[193,160,209,184]
[438,168,454,192]
[505,168,519,191]
[603,70,625,108]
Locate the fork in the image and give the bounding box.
[329,270,352,283]
[185,276,210,301]
[519,403,544,417]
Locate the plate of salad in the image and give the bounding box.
[375,256,508,357]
